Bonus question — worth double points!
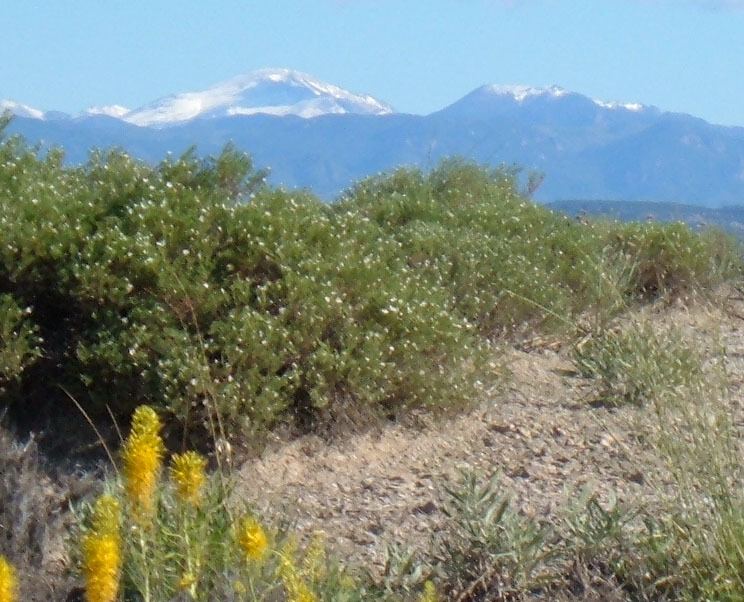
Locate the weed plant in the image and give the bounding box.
[70,405,380,602]
[568,312,744,600]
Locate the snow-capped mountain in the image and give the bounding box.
[1,73,649,126]
[3,70,744,205]
[468,84,646,112]
[435,83,654,121]
[2,68,394,126]
[118,68,394,127]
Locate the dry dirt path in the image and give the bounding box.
[235,291,744,572]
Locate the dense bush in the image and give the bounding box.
[603,221,741,297]
[337,160,740,336]
[336,161,601,334]
[0,120,739,442]
[0,125,482,440]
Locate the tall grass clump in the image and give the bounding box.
[641,365,744,601]
[568,313,744,599]
[573,320,705,407]
[0,422,95,600]
[604,221,741,297]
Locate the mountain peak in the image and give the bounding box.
[481,84,569,102]
[479,83,647,112]
[437,82,651,119]
[122,68,394,127]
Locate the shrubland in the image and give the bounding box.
[1,115,744,600]
[1,119,738,443]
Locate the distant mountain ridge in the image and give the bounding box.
[550,199,744,238]
[3,68,744,205]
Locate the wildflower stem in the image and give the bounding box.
[183,510,198,600]
[139,531,151,602]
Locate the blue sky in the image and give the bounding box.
[3,0,744,125]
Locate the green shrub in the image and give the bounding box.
[433,472,558,599]
[604,221,741,297]
[337,161,611,335]
[0,121,739,443]
[0,294,41,389]
[0,129,482,440]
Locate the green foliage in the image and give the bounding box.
[337,161,605,334]
[0,137,483,439]
[338,160,740,338]
[604,221,741,297]
[0,295,41,388]
[435,472,558,599]
[0,130,739,441]
[572,321,704,407]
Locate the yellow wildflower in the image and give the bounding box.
[121,405,164,515]
[338,574,356,591]
[287,582,317,602]
[279,546,317,602]
[90,495,120,537]
[419,580,438,602]
[82,496,121,602]
[0,555,18,602]
[82,534,120,602]
[236,516,268,562]
[170,451,207,505]
[302,531,327,583]
[178,573,197,591]
[129,404,162,439]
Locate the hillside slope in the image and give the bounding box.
[236,291,744,577]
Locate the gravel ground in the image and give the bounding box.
[235,290,744,574]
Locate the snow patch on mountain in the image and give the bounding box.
[85,105,131,118]
[481,84,647,113]
[1,100,45,120]
[123,68,394,127]
[593,99,645,112]
[483,84,569,102]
